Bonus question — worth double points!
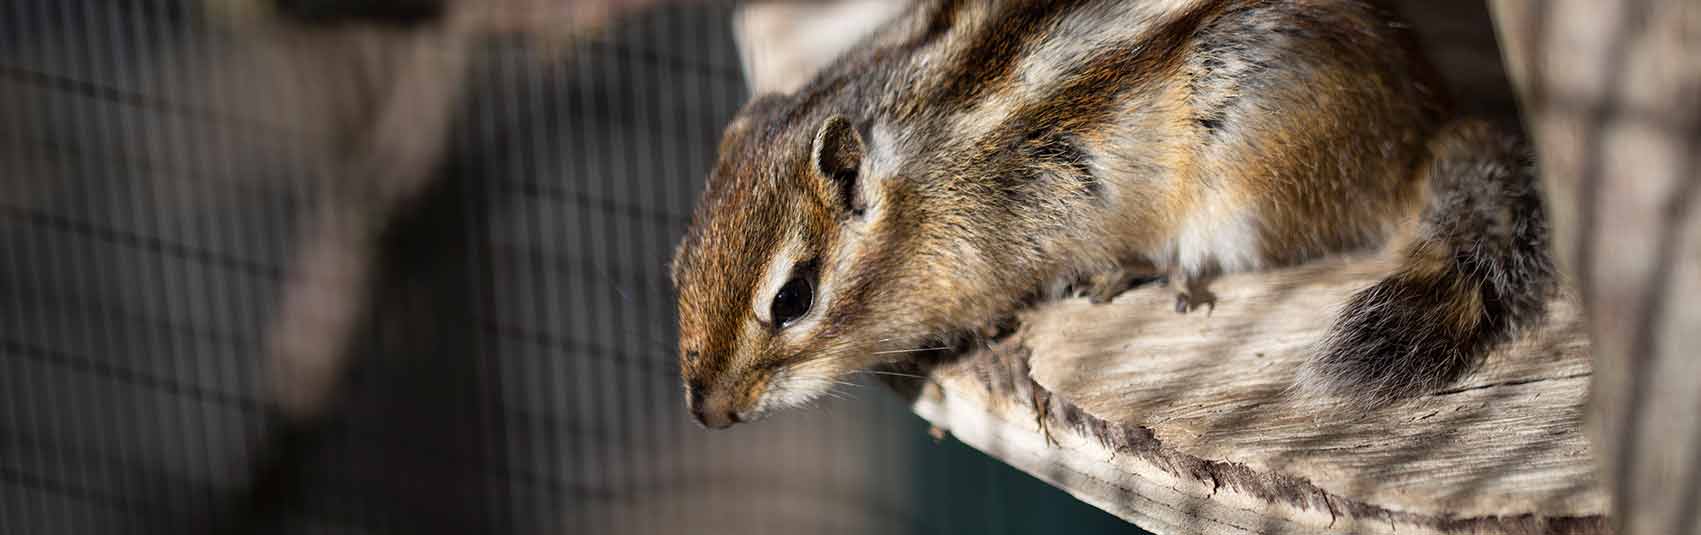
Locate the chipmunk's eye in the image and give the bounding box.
[770,276,814,328]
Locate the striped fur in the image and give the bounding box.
[673,0,1541,426]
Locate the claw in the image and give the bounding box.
[1080,264,1158,305]
[1087,284,1121,304]
[1173,288,1217,315]
[1170,270,1217,315]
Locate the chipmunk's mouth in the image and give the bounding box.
[743,367,839,423]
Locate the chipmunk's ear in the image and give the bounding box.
[811,115,867,216]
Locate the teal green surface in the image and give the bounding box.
[898,414,1152,535]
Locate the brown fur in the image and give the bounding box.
[1304,120,1555,404]
[673,0,1546,427]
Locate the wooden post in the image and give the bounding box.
[1488,2,1701,534]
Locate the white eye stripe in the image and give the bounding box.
[753,233,807,325]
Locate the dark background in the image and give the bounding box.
[0,1,1146,533]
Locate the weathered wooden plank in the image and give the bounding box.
[900,254,1605,534]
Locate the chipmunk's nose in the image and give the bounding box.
[692,405,740,429]
[687,385,740,429]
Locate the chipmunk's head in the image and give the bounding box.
[671,97,917,429]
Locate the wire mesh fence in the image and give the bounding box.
[0,1,1144,534]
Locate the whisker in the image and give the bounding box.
[582,272,679,356]
[854,370,927,379]
[870,346,951,355]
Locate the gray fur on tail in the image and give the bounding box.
[1302,120,1557,405]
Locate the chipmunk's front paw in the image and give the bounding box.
[1172,288,1216,314]
[1169,270,1217,314]
[1082,269,1142,304]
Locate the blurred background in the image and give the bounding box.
[0,1,1148,533]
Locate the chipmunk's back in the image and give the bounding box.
[783,0,1448,274]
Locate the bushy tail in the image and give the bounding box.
[1302,120,1557,405]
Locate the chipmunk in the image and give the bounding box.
[671,0,1555,428]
